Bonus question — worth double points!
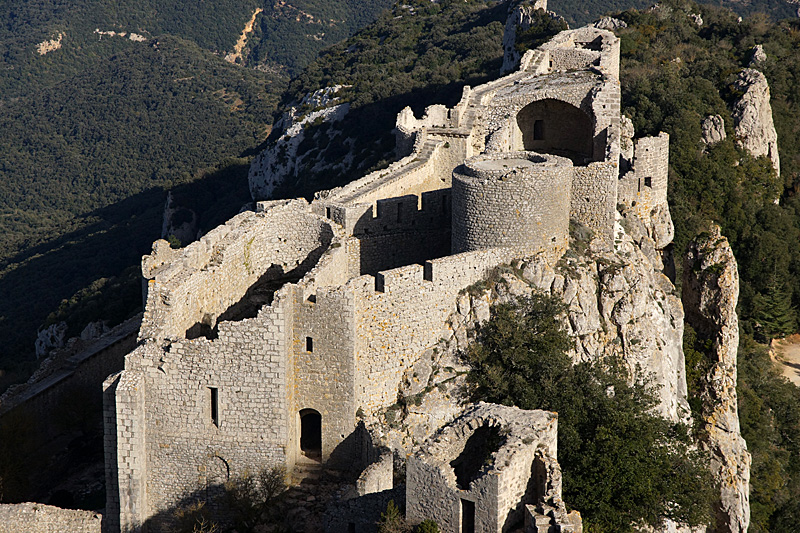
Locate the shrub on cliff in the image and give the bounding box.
[466,294,715,532]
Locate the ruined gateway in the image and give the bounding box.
[104,27,676,532]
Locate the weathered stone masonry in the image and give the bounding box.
[105,26,672,533]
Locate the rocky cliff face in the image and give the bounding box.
[374,212,691,457]
[732,68,780,178]
[501,0,550,74]
[248,86,350,199]
[683,225,751,533]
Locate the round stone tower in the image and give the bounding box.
[452,151,572,261]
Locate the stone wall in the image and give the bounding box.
[139,199,340,341]
[570,161,618,241]
[352,248,515,413]
[618,133,670,218]
[0,503,102,533]
[343,189,453,275]
[540,27,620,79]
[406,403,561,533]
[452,152,571,262]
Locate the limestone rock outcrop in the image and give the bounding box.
[501,0,551,74]
[379,217,691,456]
[683,225,751,533]
[594,17,627,30]
[161,191,198,246]
[0,503,102,533]
[35,322,67,358]
[701,115,726,146]
[248,86,350,199]
[749,44,767,65]
[731,68,780,177]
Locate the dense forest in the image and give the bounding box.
[601,2,800,530]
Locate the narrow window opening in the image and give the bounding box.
[423,262,433,282]
[638,178,642,193]
[533,120,544,140]
[348,523,356,533]
[209,387,219,427]
[461,499,476,533]
[306,337,313,353]
[375,273,385,293]
[326,207,332,219]
[644,177,652,188]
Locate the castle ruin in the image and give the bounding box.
[104,25,670,532]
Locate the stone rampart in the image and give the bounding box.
[618,133,670,218]
[325,188,453,275]
[452,152,571,262]
[570,161,618,240]
[139,199,343,341]
[540,27,620,79]
[0,503,102,533]
[351,248,514,412]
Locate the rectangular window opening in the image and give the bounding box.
[306,336,314,353]
[644,176,652,188]
[209,387,219,427]
[375,273,385,293]
[348,523,356,533]
[326,207,332,219]
[533,120,544,141]
[423,262,433,282]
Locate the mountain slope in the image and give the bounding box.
[0,0,392,388]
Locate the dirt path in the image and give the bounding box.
[771,334,800,386]
[225,8,263,64]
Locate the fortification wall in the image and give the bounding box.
[318,126,468,211]
[0,316,139,444]
[541,28,620,79]
[0,503,102,533]
[618,133,670,217]
[484,69,620,166]
[104,369,147,532]
[292,284,357,465]
[570,161,619,240]
[139,200,339,341]
[109,292,291,532]
[349,189,452,275]
[452,152,571,262]
[351,248,514,412]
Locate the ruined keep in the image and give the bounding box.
[104,25,671,533]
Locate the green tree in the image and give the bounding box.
[377,500,410,533]
[752,282,797,342]
[465,294,715,531]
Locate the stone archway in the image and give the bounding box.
[299,408,322,460]
[515,98,594,163]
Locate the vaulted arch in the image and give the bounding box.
[515,98,594,163]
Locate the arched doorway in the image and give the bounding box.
[299,409,322,460]
[515,99,594,163]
